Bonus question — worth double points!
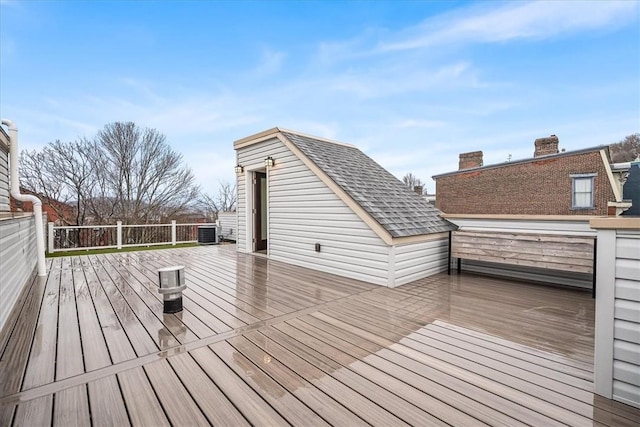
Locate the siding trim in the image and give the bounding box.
[387,246,396,287]
[600,149,622,202]
[443,214,598,222]
[594,229,616,398]
[591,218,640,230]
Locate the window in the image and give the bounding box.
[571,174,596,209]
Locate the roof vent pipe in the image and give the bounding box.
[1,119,46,276]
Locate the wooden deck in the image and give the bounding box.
[1,244,639,426]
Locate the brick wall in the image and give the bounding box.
[435,150,615,215]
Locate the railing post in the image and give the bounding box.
[117,221,122,249]
[48,222,54,253]
[171,220,177,246]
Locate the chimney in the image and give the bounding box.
[459,151,483,170]
[413,185,423,195]
[534,135,559,157]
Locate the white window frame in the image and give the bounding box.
[571,173,596,209]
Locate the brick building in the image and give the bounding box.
[432,135,629,216]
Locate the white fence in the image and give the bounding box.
[48,221,217,253]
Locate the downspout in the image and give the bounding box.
[1,119,46,276]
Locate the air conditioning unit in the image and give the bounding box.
[197,226,219,245]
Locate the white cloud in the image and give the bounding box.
[252,48,287,77]
[325,61,477,99]
[395,119,446,129]
[379,1,638,52]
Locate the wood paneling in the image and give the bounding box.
[452,230,595,273]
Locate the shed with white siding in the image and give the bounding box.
[233,128,455,287]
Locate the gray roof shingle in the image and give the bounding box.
[282,131,455,238]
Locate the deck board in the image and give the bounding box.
[72,258,112,372]
[84,256,137,364]
[255,327,413,426]
[21,258,61,390]
[103,253,219,338]
[12,395,52,427]
[53,384,90,427]
[211,339,331,427]
[118,366,170,427]
[226,334,368,426]
[166,352,251,426]
[307,310,594,425]
[294,313,558,426]
[143,359,211,426]
[190,346,290,426]
[56,259,84,380]
[87,376,130,427]
[2,245,640,426]
[90,256,160,356]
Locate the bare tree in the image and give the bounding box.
[21,139,96,225]
[198,180,237,220]
[20,122,200,226]
[94,122,200,224]
[609,133,640,163]
[402,172,427,194]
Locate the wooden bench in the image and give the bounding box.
[448,230,597,292]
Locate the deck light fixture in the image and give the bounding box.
[264,156,274,167]
[234,164,243,174]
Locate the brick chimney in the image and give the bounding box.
[459,151,483,170]
[413,185,423,195]
[534,135,559,157]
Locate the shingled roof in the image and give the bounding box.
[281,131,455,238]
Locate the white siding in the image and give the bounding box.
[393,238,449,287]
[0,142,9,212]
[0,215,37,332]
[237,137,390,286]
[612,230,640,408]
[218,211,237,241]
[449,216,594,289]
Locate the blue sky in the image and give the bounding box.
[1,0,638,195]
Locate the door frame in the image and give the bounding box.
[253,171,267,252]
[243,166,269,254]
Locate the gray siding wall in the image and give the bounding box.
[393,238,449,287]
[448,217,594,289]
[0,215,37,332]
[237,137,390,286]
[0,143,9,212]
[218,212,237,241]
[612,230,640,408]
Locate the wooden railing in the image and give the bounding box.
[47,221,217,252]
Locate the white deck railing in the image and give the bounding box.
[47,221,217,252]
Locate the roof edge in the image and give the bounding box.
[234,127,356,150]
[278,128,356,148]
[432,145,609,179]
[233,127,281,149]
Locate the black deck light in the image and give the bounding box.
[234,164,244,173]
